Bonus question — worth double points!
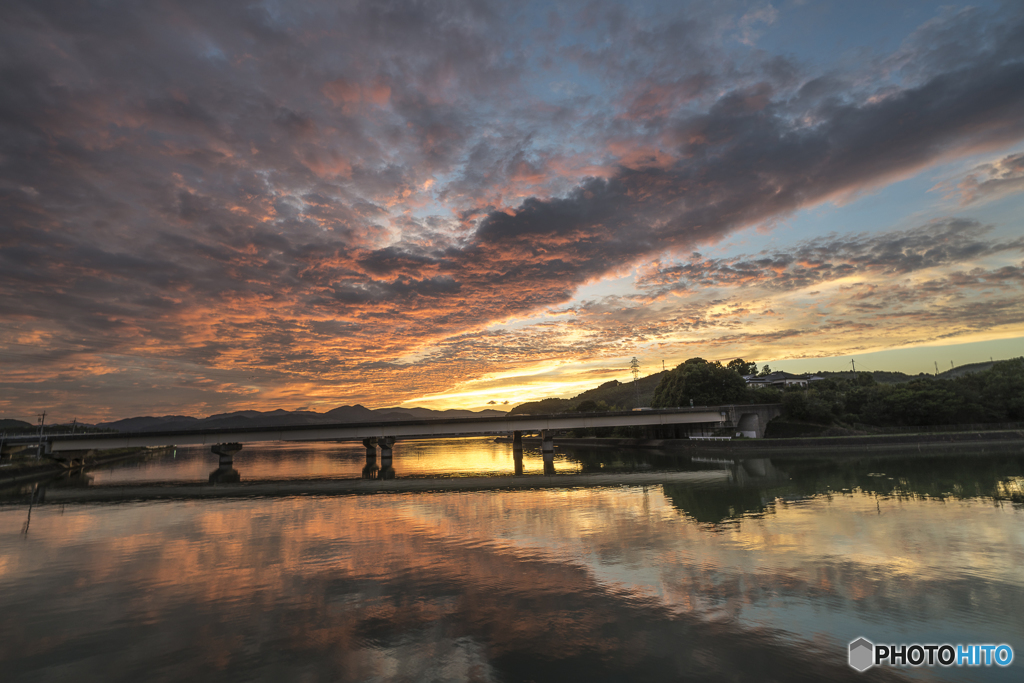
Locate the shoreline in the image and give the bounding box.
[24,470,733,504]
[522,429,1024,456]
[0,446,172,487]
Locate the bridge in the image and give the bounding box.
[3,404,782,481]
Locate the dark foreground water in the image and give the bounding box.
[2,438,1023,682]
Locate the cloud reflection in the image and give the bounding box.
[2,469,1022,680]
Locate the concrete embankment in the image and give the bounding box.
[530,430,1024,457]
[35,470,731,504]
[0,446,170,486]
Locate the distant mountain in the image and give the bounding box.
[323,405,378,422]
[0,418,36,433]
[97,415,203,432]
[96,405,507,433]
[379,407,512,420]
[809,370,923,384]
[935,361,995,379]
[809,362,997,383]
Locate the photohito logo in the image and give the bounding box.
[849,638,1014,671]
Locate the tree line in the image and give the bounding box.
[511,355,1024,432]
[653,356,1024,429]
[778,357,1024,428]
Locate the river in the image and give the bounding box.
[1,437,1022,681]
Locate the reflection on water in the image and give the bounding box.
[1,440,1022,682]
[80,436,581,485]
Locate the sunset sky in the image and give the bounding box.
[2,0,1024,423]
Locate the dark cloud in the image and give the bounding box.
[472,54,1024,283]
[2,1,1024,418]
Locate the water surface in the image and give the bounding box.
[1,440,1022,682]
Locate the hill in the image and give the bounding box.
[508,373,668,415]
[809,370,925,384]
[0,418,35,433]
[809,361,997,384]
[936,360,995,379]
[773,356,1024,433]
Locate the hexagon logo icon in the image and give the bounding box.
[849,638,874,672]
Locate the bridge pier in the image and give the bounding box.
[209,443,242,484]
[361,437,379,479]
[512,431,524,475]
[541,430,554,454]
[541,430,556,475]
[726,405,783,438]
[543,454,555,476]
[378,436,396,480]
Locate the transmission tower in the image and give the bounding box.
[630,357,641,406]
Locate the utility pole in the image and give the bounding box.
[934,361,939,376]
[630,357,641,407]
[36,411,46,460]
[850,359,856,374]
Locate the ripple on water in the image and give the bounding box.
[2,444,1023,682]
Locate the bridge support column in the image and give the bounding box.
[541,430,555,475]
[209,443,242,484]
[541,430,554,454]
[512,431,524,475]
[378,437,396,480]
[362,437,379,479]
[736,413,760,439]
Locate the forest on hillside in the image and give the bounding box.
[778,357,1024,430]
[508,357,1024,433]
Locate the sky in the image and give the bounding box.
[2,0,1023,423]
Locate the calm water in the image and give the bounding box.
[2,438,1023,682]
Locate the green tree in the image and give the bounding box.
[573,399,609,413]
[782,390,835,424]
[727,358,757,375]
[969,357,1024,420]
[651,358,748,407]
[856,371,876,387]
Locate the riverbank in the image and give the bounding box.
[524,429,1024,457]
[0,446,173,486]
[28,470,732,504]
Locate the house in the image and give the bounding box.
[744,371,809,389]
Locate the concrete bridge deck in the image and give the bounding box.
[5,404,783,453]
